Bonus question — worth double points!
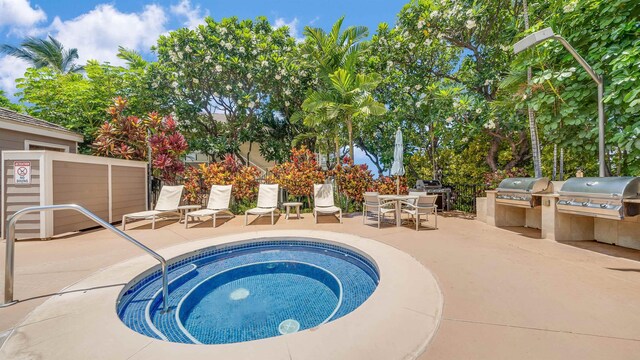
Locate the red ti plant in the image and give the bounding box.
[92,97,188,182]
[268,146,326,205]
[330,156,373,209]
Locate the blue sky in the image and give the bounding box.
[1,0,407,94]
[0,0,407,172]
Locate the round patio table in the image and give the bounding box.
[378,194,419,227]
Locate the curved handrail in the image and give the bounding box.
[2,204,169,311]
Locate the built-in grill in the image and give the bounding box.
[415,179,452,211]
[495,177,552,208]
[557,177,640,220]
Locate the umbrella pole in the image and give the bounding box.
[396,176,400,195]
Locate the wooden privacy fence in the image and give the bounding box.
[2,151,147,239]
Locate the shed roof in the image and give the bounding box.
[0,107,84,142]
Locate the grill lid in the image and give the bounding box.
[497,177,550,194]
[559,177,640,198]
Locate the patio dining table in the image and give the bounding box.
[378,194,419,227]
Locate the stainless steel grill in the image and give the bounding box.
[415,179,452,211]
[557,177,640,220]
[495,177,552,208]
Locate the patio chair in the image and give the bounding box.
[362,192,378,224]
[401,194,438,231]
[362,193,396,229]
[185,185,234,228]
[244,184,280,225]
[313,184,342,224]
[407,191,427,205]
[122,185,184,230]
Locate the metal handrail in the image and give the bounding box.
[2,204,169,311]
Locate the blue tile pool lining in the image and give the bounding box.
[118,238,379,299]
[174,260,344,344]
[117,238,380,344]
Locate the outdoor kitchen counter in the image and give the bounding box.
[481,184,640,250]
[484,190,544,229]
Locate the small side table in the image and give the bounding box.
[282,202,303,220]
[178,205,201,223]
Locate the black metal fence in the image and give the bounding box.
[447,184,488,213]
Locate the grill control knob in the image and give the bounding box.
[600,204,608,209]
[582,202,590,206]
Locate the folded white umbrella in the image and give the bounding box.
[390,128,405,194]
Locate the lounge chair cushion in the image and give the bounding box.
[315,205,342,214]
[246,207,277,214]
[154,185,184,211]
[206,185,232,210]
[186,209,229,217]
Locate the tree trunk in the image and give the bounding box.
[553,144,557,180]
[347,117,354,162]
[431,122,437,178]
[523,0,543,177]
[334,137,340,164]
[486,137,500,172]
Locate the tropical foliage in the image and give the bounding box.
[1,35,83,73]
[92,97,188,182]
[505,0,640,175]
[154,16,310,161]
[268,146,326,198]
[182,155,261,204]
[2,0,637,201]
[371,176,408,195]
[331,157,374,209]
[16,51,166,149]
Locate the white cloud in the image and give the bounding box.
[49,4,168,65]
[0,0,46,30]
[273,17,303,42]
[0,56,28,99]
[170,0,208,28]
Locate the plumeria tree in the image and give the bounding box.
[402,0,532,173]
[366,19,459,177]
[155,16,303,160]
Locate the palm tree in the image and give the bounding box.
[1,35,83,73]
[302,68,386,161]
[299,17,384,162]
[117,46,147,70]
[302,17,369,80]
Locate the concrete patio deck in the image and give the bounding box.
[2,212,640,359]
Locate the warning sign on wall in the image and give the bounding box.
[14,161,31,185]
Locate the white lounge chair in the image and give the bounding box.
[185,185,234,228]
[313,184,342,224]
[244,184,279,225]
[362,193,396,228]
[401,194,438,231]
[122,185,184,230]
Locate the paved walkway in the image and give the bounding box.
[1,212,640,359]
